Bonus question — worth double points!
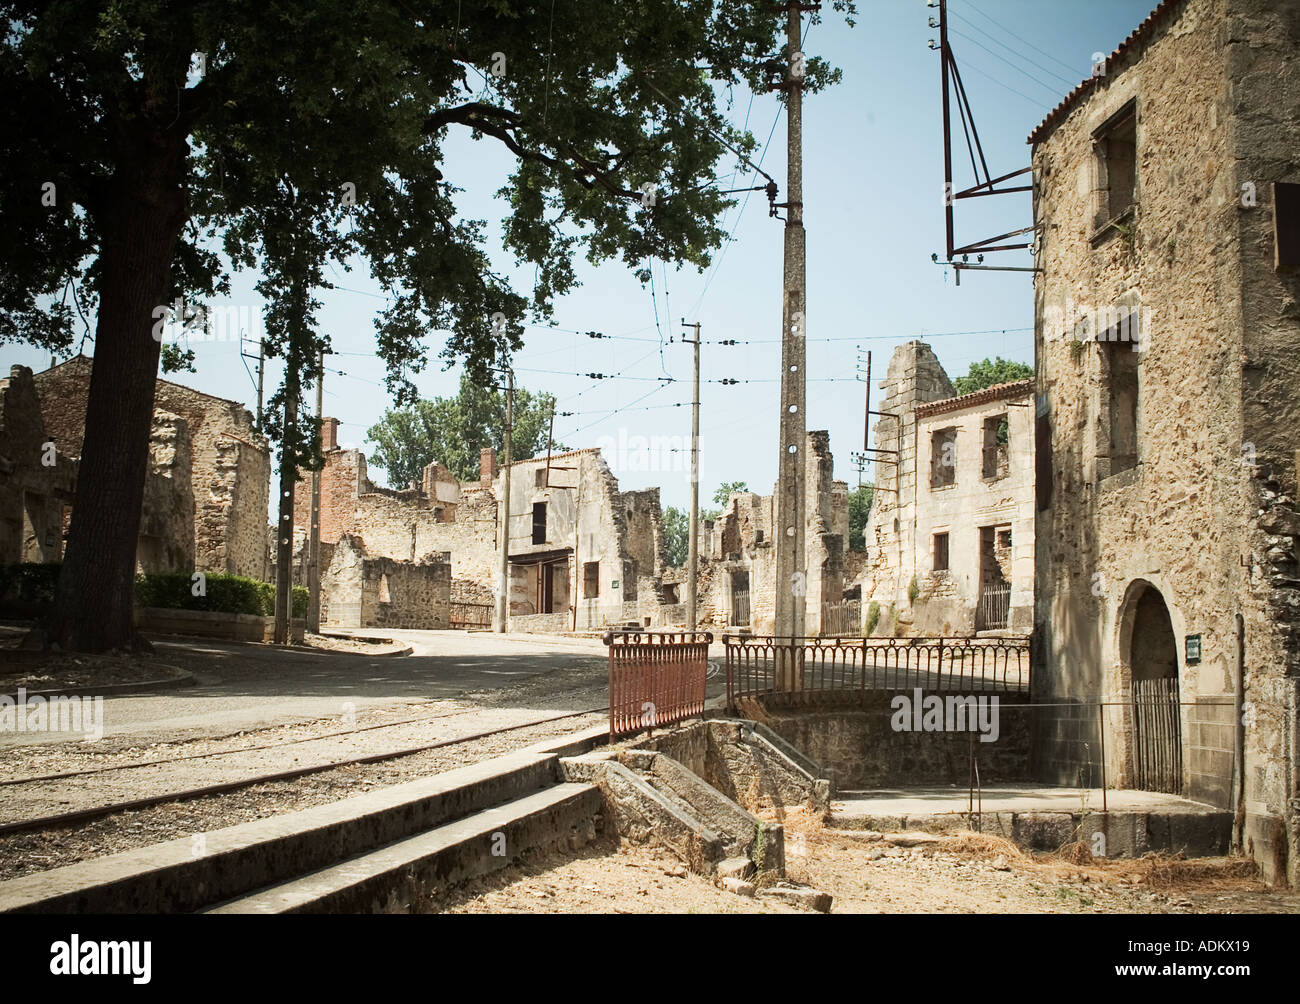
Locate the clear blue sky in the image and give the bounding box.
[2,0,1157,512]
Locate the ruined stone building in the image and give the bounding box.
[686,430,850,635]
[858,342,1036,637]
[296,429,684,632]
[1029,0,1300,883]
[0,358,269,578]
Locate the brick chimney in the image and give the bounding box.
[321,417,340,451]
[480,447,498,487]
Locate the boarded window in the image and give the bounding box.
[933,532,950,572]
[532,502,547,544]
[930,428,957,488]
[583,561,599,598]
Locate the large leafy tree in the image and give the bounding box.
[712,480,750,507]
[663,506,689,568]
[367,375,562,487]
[1,0,854,651]
[951,356,1034,396]
[847,482,873,550]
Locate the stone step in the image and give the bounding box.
[205,782,603,913]
[0,749,566,914]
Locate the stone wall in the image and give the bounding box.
[0,364,199,575]
[0,366,77,565]
[757,694,1033,790]
[319,534,450,630]
[1030,0,1300,883]
[28,356,270,579]
[857,344,1034,638]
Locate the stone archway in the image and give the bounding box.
[1118,580,1183,793]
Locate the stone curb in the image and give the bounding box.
[0,667,196,704]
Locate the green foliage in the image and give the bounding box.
[848,483,874,550]
[663,506,689,569]
[0,0,855,649]
[0,563,61,604]
[908,575,920,606]
[865,600,881,636]
[951,357,1034,397]
[713,481,749,508]
[367,374,561,487]
[135,572,307,618]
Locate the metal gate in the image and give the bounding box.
[605,631,711,741]
[1132,676,1183,793]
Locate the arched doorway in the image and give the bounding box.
[1122,582,1183,793]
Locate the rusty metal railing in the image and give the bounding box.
[724,634,1031,711]
[605,630,712,741]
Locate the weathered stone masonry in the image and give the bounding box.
[1030,0,1300,884]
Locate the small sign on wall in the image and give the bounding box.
[611,580,620,590]
[1185,634,1201,665]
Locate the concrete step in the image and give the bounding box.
[0,750,566,914]
[205,782,603,913]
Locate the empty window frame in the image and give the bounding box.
[531,502,547,544]
[583,561,599,598]
[534,468,546,488]
[982,414,1010,479]
[1094,103,1137,229]
[933,532,950,572]
[1105,338,1139,475]
[930,428,957,489]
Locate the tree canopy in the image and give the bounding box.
[366,374,562,487]
[951,357,1034,396]
[0,0,856,650]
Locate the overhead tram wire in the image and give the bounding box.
[705,325,1033,346]
[945,27,1065,98]
[945,8,1080,90]
[954,0,1086,80]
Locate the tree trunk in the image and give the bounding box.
[50,138,188,652]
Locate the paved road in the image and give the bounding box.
[1,630,729,748]
[1,630,605,748]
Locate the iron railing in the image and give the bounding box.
[450,601,493,630]
[820,599,863,636]
[605,630,712,741]
[730,589,751,626]
[724,634,1030,710]
[975,584,1011,631]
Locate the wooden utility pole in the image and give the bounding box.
[256,337,266,432]
[681,320,702,631]
[774,1,812,686]
[273,378,299,645]
[307,351,324,634]
[493,366,514,633]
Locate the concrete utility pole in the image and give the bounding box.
[493,366,515,633]
[681,320,702,631]
[774,1,811,685]
[273,379,299,645]
[307,352,323,634]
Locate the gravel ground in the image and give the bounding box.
[435,819,1300,915]
[0,658,611,880]
[0,710,606,882]
[0,652,187,691]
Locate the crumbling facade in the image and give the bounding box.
[0,361,230,575]
[295,433,682,633]
[1030,0,1300,883]
[22,355,270,578]
[320,534,450,630]
[693,430,850,635]
[860,342,1036,637]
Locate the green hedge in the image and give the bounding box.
[0,564,306,618]
[135,571,307,618]
[0,562,61,604]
